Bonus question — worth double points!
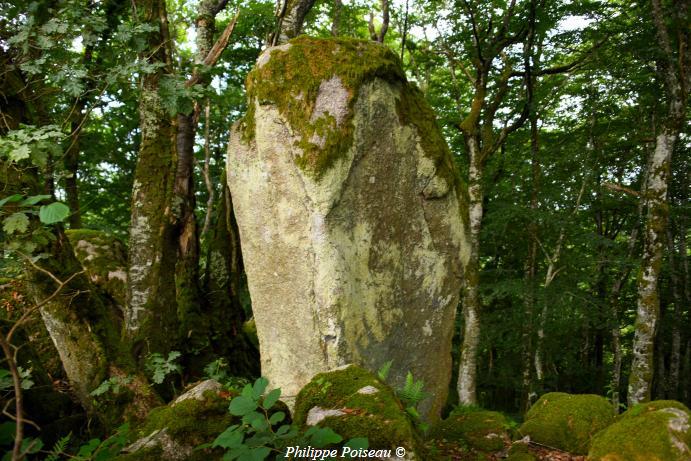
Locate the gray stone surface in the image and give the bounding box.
[227,40,467,419]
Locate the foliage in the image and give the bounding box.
[0,366,33,391]
[90,375,134,397]
[205,377,368,460]
[145,351,182,385]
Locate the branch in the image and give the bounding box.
[186,11,240,88]
[602,182,641,198]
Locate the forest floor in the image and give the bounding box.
[432,439,587,460]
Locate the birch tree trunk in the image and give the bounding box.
[628,0,688,405]
[457,143,483,405]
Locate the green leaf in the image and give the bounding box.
[249,447,271,461]
[20,437,43,454]
[261,388,281,409]
[39,202,70,224]
[0,194,23,207]
[19,195,51,206]
[0,422,16,445]
[3,212,30,234]
[268,411,285,425]
[344,437,369,450]
[9,145,30,161]
[252,377,268,398]
[213,426,243,449]
[306,427,342,448]
[229,395,258,416]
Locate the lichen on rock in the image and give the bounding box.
[518,392,613,455]
[228,36,467,420]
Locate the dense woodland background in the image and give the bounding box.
[0,0,689,459]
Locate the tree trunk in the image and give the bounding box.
[204,172,259,376]
[457,138,483,405]
[521,113,539,410]
[125,0,180,358]
[273,0,317,45]
[628,130,674,405]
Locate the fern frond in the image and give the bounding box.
[45,433,71,461]
[377,360,393,381]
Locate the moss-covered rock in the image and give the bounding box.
[66,229,128,308]
[293,365,421,457]
[518,392,614,455]
[506,442,537,461]
[116,380,233,461]
[428,406,511,452]
[588,400,691,461]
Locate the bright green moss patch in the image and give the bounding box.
[428,406,511,452]
[588,401,691,461]
[243,36,405,178]
[518,392,613,455]
[293,365,421,452]
[133,390,233,448]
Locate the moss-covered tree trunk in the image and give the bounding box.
[204,173,258,376]
[628,0,688,406]
[125,0,180,358]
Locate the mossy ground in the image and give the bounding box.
[518,392,614,455]
[428,406,512,452]
[588,400,691,461]
[293,365,422,453]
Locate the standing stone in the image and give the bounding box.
[227,37,468,419]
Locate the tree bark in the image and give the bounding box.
[272,0,317,45]
[125,0,180,358]
[628,0,688,405]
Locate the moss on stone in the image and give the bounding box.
[505,443,536,461]
[293,365,421,452]
[518,392,614,455]
[428,406,510,452]
[136,390,232,443]
[588,401,691,461]
[243,36,405,179]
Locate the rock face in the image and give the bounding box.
[227,37,467,419]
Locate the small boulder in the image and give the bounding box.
[518,392,613,455]
[293,365,421,458]
[588,400,691,461]
[428,407,511,453]
[116,380,233,461]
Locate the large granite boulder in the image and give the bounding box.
[227,36,467,419]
